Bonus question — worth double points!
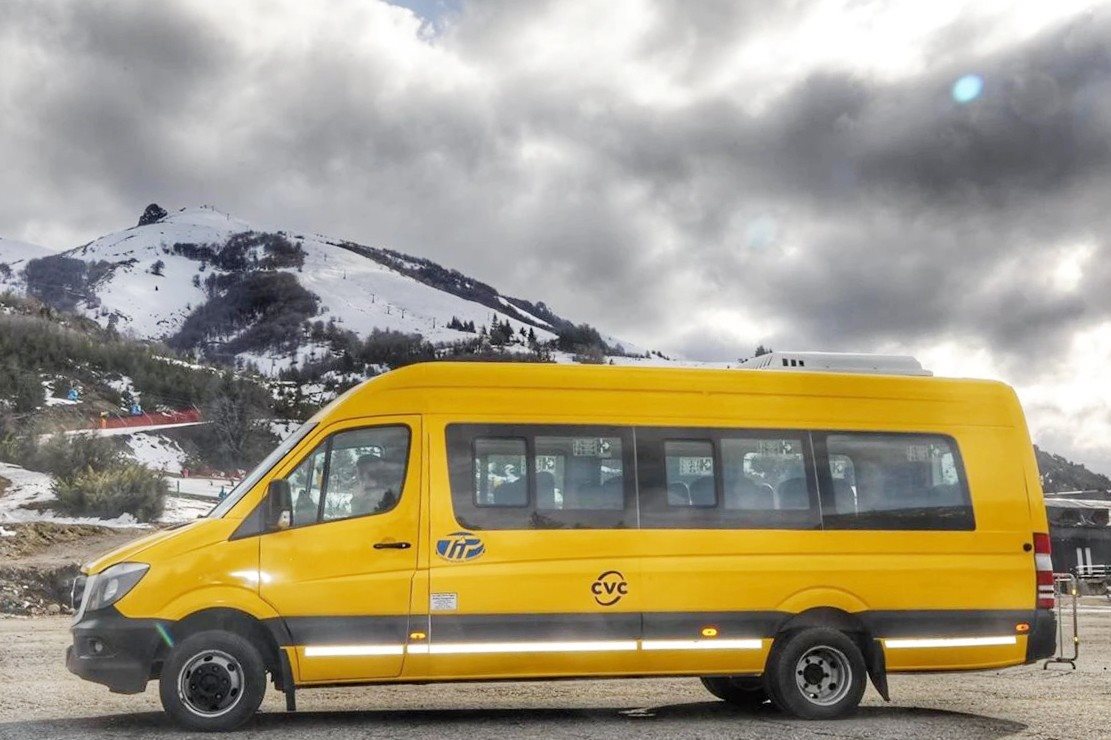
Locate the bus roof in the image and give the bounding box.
[351,361,1013,407]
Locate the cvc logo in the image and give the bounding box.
[591,570,628,606]
[436,531,485,562]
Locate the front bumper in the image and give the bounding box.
[66,607,167,694]
[1025,608,1057,663]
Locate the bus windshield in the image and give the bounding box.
[206,421,318,519]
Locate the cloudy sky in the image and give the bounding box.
[2,0,1111,473]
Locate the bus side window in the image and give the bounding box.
[286,443,327,527]
[721,437,806,511]
[320,426,410,521]
[827,454,857,514]
[281,425,411,526]
[446,425,635,529]
[535,435,625,511]
[473,438,529,507]
[819,433,974,531]
[664,440,716,507]
[638,429,820,530]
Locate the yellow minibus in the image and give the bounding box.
[66,361,1056,730]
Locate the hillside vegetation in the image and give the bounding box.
[0,292,280,477]
[1036,446,1111,493]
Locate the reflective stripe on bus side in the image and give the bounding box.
[270,609,1037,657]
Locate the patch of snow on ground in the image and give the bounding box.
[160,495,213,523]
[165,476,234,499]
[41,379,79,407]
[0,461,216,527]
[0,463,148,529]
[104,373,136,397]
[126,433,186,474]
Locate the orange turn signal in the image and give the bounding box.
[409,631,427,640]
[1015,623,1030,634]
[701,627,719,638]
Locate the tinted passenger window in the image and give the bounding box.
[474,438,528,506]
[665,440,715,506]
[721,436,810,511]
[447,425,634,530]
[819,433,973,530]
[535,435,625,511]
[638,429,820,530]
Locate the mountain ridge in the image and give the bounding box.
[0,204,644,372]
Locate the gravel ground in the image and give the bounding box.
[0,609,1106,740]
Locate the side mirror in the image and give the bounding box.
[266,479,292,531]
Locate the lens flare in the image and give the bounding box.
[952,74,983,104]
[155,622,174,648]
[744,215,779,250]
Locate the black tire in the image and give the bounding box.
[762,628,866,720]
[159,630,267,732]
[700,676,769,708]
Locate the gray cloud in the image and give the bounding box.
[3,1,1111,470]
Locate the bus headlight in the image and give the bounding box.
[87,563,149,611]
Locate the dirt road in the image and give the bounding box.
[0,609,1107,739]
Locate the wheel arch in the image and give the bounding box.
[772,607,890,702]
[156,607,284,686]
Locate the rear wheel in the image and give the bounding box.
[159,630,267,731]
[763,628,866,720]
[700,676,768,708]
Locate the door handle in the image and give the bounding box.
[373,540,412,550]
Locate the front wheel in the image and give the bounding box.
[700,676,768,708]
[159,630,267,731]
[763,628,866,720]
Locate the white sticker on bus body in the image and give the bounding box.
[883,636,1017,649]
[430,592,458,611]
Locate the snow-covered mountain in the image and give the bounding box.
[0,237,54,269]
[0,205,646,372]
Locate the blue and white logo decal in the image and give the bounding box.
[436,531,485,562]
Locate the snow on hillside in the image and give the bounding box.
[0,237,54,282]
[294,238,557,345]
[125,433,187,474]
[64,207,248,336]
[1,206,579,366]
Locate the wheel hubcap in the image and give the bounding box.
[794,646,852,707]
[177,649,244,717]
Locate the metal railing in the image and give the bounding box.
[1043,573,1079,670]
[1074,563,1110,579]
